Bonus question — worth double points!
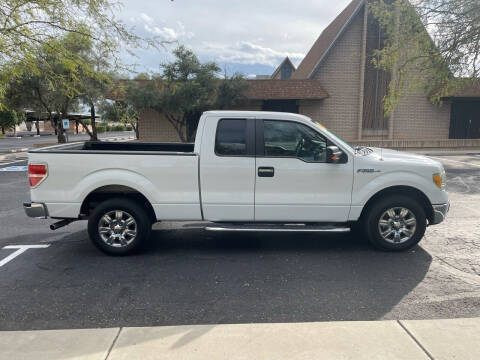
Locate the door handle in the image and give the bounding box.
[258,167,274,177]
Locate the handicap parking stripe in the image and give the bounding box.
[0,165,28,171]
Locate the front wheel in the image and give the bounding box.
[88,198,152,255]
[364,195,426,251]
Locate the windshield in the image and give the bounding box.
[312,121,354,152]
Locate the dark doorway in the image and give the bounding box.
[450,101,480,139]
[262,100,299,113]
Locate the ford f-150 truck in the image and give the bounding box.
[24,111,449,255]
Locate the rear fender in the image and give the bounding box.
[74,169,157,205]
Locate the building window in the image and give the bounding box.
[262,100,299,113]
[281,63,292,79]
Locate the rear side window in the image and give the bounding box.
[215,119,247,156]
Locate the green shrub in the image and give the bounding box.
[125,124,133,131]
[96,125,106,133]
[114,124,125,131]
[106,125,112,132]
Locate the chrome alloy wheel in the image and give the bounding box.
[378,207,417,244]
[98,210,137,247]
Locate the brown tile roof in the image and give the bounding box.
[292,0,366,79]
[428,79,480,99]
[244,79,328,100]
[444,81,480,98]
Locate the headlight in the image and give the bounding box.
[433,171,446,190]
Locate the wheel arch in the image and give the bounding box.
[80,185,156,223]
[359,185,434,224]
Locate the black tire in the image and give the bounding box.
[350,221,367,240]
[88,198,152,255]
[364,195,426,251]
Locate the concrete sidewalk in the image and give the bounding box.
[1,318,479,360]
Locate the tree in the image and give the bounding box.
[12,110,25,135]
[0,108,17,134]
[0,0,158,107]
[100,100,140,139]
[124,46,248,142]
[370,0,480,113]
[4,30,98,143]
[79,54,114,141]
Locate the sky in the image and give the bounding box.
[117,0,353,78]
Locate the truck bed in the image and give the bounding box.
[30,141,195,154]
[28,140,201,220]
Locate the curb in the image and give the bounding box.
[0,151,28,162]
[104,136,135,142]
[9,148,28,153]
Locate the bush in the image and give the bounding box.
[125,124,133,131]
[114,124,125,131]
[96,125,106,133]
[106,125,112,132]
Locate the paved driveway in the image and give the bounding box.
[0,153,479,330]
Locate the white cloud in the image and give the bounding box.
[118,0,353,74]
[202,41,304,67]
[139,12,153,24]
[144,21,194,41]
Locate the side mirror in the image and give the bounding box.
[327,146,343,163]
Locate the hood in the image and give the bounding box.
[362,147,443,170]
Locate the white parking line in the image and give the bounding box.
[0,245,50,267]
[429,156,480,168]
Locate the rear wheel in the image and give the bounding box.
[364,195,426,251]
[88,198,151,255]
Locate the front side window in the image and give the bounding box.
[215,119,247,156]
[263,120,327,162]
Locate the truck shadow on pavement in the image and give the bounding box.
[0,228,432,330]
[144,228,433,324]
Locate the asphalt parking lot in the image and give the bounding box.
[0,153,479,331]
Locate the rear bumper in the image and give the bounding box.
[431,202,450,225]
[23,202,48,218]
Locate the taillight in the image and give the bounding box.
[28,164,48,187]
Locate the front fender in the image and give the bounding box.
[352,170,442,207]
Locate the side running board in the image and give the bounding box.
[205,224,350,233]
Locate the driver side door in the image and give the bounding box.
[254,119,353,222]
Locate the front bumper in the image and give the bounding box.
[23,202,48,218]
[431,202,450,225]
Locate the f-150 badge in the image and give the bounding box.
[357,168,381,173]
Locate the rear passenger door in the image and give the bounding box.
[200,117,256,221]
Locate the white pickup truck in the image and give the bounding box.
[24,111,449,255]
